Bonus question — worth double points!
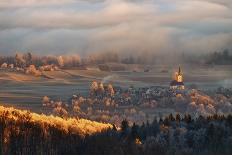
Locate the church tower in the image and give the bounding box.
[177,66,183,82]
[170,66,185,90]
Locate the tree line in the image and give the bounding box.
[206,49,232,65]
[0,53,82,68]
[1,50,232,67]
[1,108,232,155]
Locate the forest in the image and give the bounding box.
[206,49,232,65]
[0,106,232,155]
[1,49,231,68]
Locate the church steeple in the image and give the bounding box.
[177,66,183,82]
[178,66,181,75]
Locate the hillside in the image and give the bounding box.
[1,106,232,155]
[0,105,113,154]
[0,106,112,136]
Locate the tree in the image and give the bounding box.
[184,114,192,124]
[121,119,129,138]
[151,118,159,137]
[176,113,181,127]
[24,52,32,67]
[163,117,170,126]
[90,81,98,96]
[15,53,25,68]
[175,114,181,123]
[112,124,117,132]
[223,49,229,59]
[168,114,175,122]
[57,56,64,67]
[130,123,139,140]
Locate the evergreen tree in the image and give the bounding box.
[130,123,139,141]
[121,119,129,138]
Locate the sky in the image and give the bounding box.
[0,0,231,56]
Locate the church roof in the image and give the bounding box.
[170,80,184,86]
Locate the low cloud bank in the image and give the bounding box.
[0,0,231,56]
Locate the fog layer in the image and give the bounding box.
[0,0,232,55]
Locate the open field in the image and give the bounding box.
[0,64,231,113]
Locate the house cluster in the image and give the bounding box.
[0,60,59,77]
[84,66,187,106]
[1,63,15,69]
